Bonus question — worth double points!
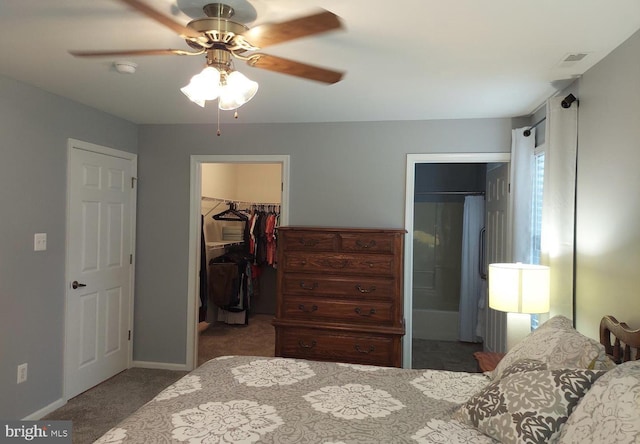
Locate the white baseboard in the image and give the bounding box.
[132,360,190,371]
[22,398,66,420]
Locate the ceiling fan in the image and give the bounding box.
[69,0,345,85]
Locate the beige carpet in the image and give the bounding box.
[198,313,276,365]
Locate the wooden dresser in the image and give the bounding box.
[273,226,405,367]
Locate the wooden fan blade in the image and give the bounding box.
[242,10,343,49]
[69,49,200,57]
[248,54,344,84]
[116,0,203,39]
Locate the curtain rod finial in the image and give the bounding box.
[562,93,578,109]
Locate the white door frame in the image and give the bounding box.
[64,138,137,399]
[403,153,510,368]
[187,155,290,370]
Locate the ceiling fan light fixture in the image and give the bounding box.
[218,71,258,110]
[181,66,222,105]
[180,82,206,107]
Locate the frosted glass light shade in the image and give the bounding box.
[181,67,221,107]
[218,71,258,110]
[488,263,550,314]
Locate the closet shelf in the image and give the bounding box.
[207,241,244,249]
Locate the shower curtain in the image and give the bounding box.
[458,195,485,343]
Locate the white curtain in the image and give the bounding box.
[510,127,536,263]
[458,195,485,342]
[541,96,577,320]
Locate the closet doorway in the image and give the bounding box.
[187,155,290,370]
[404,153,510,368]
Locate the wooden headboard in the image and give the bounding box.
[600,315,640,364]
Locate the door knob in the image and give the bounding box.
[71,281,87,289]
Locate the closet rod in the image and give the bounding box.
[201,196,281,206]
[415,191,485,196]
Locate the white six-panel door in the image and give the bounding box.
[65,140,136,399]
[483,163,510,352]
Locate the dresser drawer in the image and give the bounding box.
[276,327,399,367]
[279,231,338,252]
[282,297,395,325]
[281,273,394,300]
[339,232,398,254]
[282,252,396,276]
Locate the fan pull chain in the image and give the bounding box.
[216,102,221,136]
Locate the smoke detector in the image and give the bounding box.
[114,61,138,74]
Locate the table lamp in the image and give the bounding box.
[488,263,550,350]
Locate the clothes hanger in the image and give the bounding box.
[212,202,248,221]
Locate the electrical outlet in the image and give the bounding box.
[34,233,47,251]
[17,363,27,384]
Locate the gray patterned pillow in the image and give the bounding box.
[500,359,548,378]
[489,315,614,380]
[557,360,640,444]
[454,364,606,444]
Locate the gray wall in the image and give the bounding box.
[0,74,138,419]
[134,119,513,364]
[574,29,640,338]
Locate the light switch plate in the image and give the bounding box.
[34,233,47,251]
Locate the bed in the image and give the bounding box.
[95,315,640,444]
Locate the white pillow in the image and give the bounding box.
[557,360,640,444]
[490,315,614,380]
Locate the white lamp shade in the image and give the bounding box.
[218,71,258,110]
[181,67,221,106]
[488,263,550,313]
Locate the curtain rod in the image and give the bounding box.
[524,116,546,137]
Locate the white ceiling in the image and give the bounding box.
[1,0,639,125]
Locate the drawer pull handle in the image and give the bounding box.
[355,307,376,317]
[356,239,377,249]
[298,238,318,247]
[355,284,376,294]
[366,262,375,268]
[298,340,317,349]
[355,344,375,354]
[299,282,319,290]
[323,259,348,269]
[298,304,318,313]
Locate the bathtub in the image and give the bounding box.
[411,308,459,341]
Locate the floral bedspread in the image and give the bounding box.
[95,356,494,444]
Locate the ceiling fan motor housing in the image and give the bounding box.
[186,17,248,50]
[206,48,233,71]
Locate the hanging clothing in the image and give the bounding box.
[208,250,253,325]
[265,212,277,266]
[208,262,239,307]
[199,215,208,322]
[248,207,280,267]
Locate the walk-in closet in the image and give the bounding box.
[198,162,282,365]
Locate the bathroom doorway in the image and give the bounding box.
[404,153,511,368]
